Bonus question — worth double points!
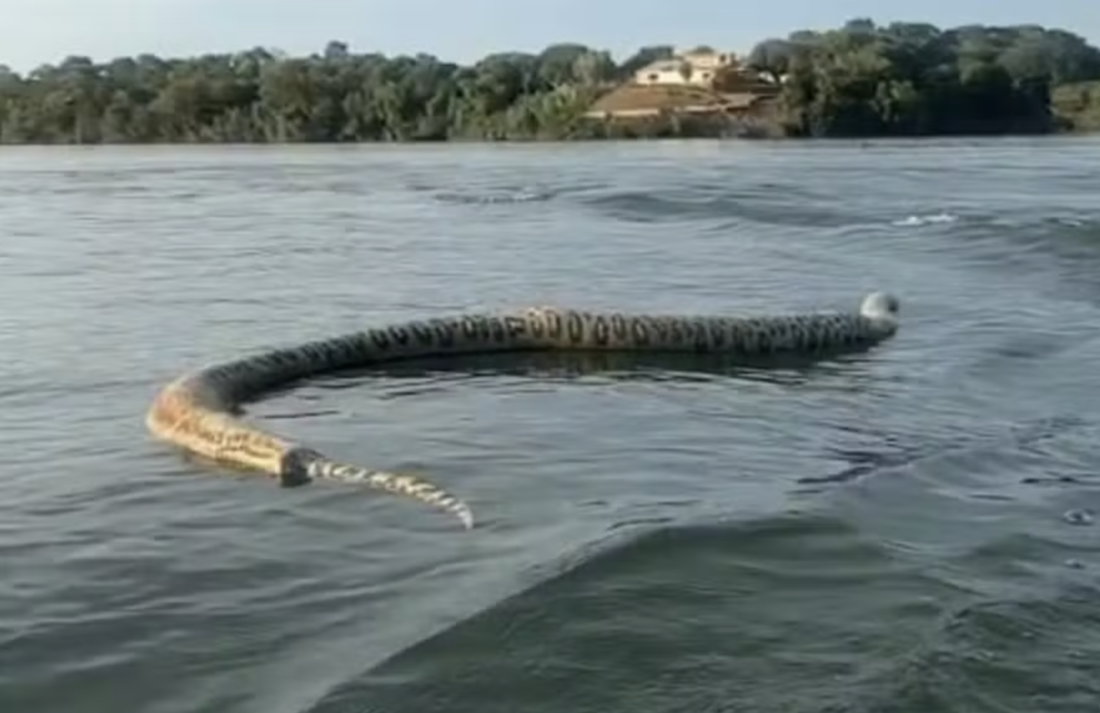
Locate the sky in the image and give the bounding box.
[0,0,1097,73]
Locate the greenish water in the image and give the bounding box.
[1,138,1099,713]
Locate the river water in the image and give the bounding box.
[1,138,1099,713]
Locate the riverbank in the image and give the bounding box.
[1052,81,1100,133]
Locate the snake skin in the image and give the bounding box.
[145,292,900,530]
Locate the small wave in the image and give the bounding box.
[585,189,848,228]
[430,188,552,205]
[1054,216,1092,228]
[800,414,1092,489]
[891,212,959,227]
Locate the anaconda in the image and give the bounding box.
[145,292,901,530]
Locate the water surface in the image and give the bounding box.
[1,138,1099,713]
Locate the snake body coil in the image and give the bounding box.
[146,292,900,530]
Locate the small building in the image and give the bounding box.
[677,48,738,73]
[631,48,781,94]
[633,49,737,87]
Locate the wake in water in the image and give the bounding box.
[307,511,1100,713]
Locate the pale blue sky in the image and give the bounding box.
[1,0,1096,72]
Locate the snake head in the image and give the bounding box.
[860,292,900,323]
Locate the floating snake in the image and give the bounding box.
[145,292,901,530]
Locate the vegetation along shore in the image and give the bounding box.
[1,18,1098,144]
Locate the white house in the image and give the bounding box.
[632,49,737,87]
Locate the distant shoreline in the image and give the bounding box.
[0,135,1095,148]
[0,129,1095,148]
[0,116,1094,146]
[1,19,1097,144]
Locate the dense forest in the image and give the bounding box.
[0,18,1098,143]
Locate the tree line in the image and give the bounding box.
[0,18,1097,143]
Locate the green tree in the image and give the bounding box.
[0,21,1097,143]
